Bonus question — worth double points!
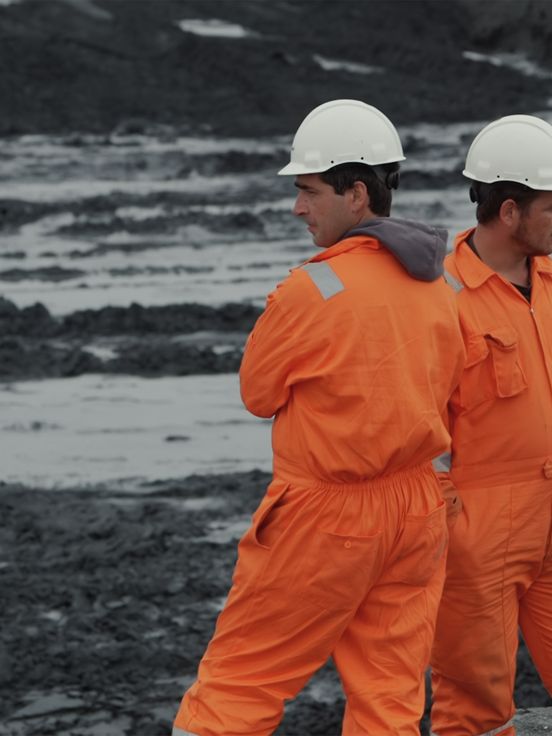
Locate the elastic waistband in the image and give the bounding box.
[452,455,552,488]
[273,461,436,493]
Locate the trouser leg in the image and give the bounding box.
[519,506,552,694]
[335,556,446,735]
[431,483,518,736]
[431,476,552,736]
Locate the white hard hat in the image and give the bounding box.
[463,114,552,190]
[278,99,405,176]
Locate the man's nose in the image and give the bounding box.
[293,193,307,217]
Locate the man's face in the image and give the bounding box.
[293,174,355,248]
[514,191,552,256]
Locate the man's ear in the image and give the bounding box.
[351,180,369,211]
[499,198,520,229]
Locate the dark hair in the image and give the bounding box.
[471,181,541,224]
[320,162,400,217]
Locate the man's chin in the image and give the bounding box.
[306,229,333,248]
[533,245,552,256]
[311,235,332,249]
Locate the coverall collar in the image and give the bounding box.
[454,229,495,289]
[306,234,377,263]
[455,227,552,288]
[305,216,447,282]
[534,253,552,276]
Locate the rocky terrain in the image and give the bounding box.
[0,296,260,379]
[1,472,550,735]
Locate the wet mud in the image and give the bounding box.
[0,297,260,379]
[1,471,549,735]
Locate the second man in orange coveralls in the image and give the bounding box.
[430,115,552,736]
[173,99,465,735]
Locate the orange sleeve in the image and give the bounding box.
[239,290,295,418]
[239,270,329,418]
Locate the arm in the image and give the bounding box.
[433,406,462,526]
[437,469,462,526]
[239,267,329,418]
[239,290,295,418]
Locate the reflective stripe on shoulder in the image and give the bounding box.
[432,452,452,473]
[443,269,464,293]
[431,717,515,736]
[172,728,199,736]
[302,261,345,299]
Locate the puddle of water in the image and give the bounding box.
[11,693,86,719]
[195,517,251,544]
[0,374,272,489]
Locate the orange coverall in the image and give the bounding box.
[431,231,552,736]
[174,222,465,735]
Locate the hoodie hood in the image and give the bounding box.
[344,217,448,282]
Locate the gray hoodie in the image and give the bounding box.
[344,217,448,282]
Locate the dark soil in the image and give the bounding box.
[0,471,549,735]
[0,298,260,339]
[0,297,261,379]
[1,0,551,137]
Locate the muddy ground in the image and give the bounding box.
[0,297,260,379]
[1,470,550,736]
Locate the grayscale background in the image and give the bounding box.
[0,1,551,734]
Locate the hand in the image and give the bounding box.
[438,474,463,527]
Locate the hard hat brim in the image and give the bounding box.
[277,162,312,176]
[462,168,552,189]
[278,155,405,177]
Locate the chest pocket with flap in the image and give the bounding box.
[458,326,528,410]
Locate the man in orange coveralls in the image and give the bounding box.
[173,99,465,736]
[430,115,552,736]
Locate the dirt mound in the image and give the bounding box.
[0,298,261,379]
